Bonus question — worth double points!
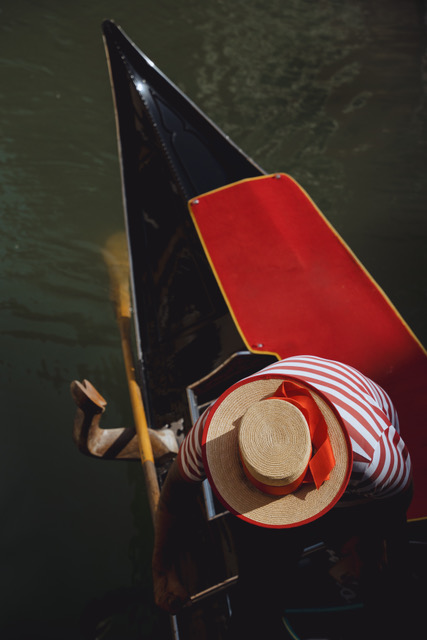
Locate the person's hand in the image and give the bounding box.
[152,459,201,614]
[153,563,190,614]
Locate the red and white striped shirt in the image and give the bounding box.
[178,355,412,501]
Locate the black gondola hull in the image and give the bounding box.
[102,20,275,435]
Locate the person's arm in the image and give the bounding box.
[152,458,201,613]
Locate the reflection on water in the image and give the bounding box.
[0,0,426,638]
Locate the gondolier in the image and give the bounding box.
[153,355,413,638]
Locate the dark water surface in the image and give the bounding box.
[1,1,426,638]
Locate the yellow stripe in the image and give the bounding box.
[188,173,426,358]
[283,174,427,356]
[409,515,427,522]
[188,178,280,360]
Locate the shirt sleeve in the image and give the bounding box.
[176,406,210,482]
[364,376,400,433]
[355,425,412,498]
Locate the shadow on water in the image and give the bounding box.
[0,0,426,638]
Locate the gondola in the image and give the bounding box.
[71,20,427,640]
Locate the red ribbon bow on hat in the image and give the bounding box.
[270,379,336,490]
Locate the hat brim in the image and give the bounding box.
[202,375,352,528]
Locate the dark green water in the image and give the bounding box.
[1,1,426,638]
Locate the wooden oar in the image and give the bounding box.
[103,233,238,622]
[103,232,160,519]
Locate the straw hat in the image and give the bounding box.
[202,375,352,528]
